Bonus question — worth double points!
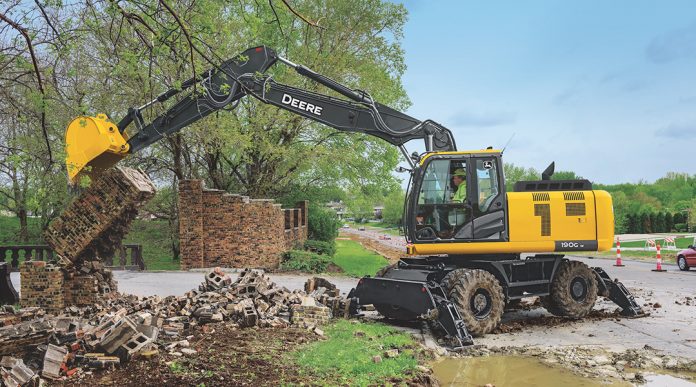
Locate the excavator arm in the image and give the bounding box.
[65,46,455,182]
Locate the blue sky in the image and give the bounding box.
[397,1,696,184]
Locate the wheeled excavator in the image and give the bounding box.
[64,46,645,347]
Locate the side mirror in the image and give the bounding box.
[395,166,412,173]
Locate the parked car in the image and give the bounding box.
[677,245,696,271]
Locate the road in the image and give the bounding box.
[9,270,359,298]
[8,253,696,360]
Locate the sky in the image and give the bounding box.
[396,0,696,184]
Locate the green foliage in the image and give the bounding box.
[123,220,179,271]
[308,205,341,242]
[0,216,43,244]
[293,320,419,385]
[280,250,331,273]
[303,239,336,256]
[381,189,405,226]
[504,163,539,190]
[331,239,388,277]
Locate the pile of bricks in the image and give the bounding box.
[290,300,332,328]
[0,307,44,329]
[0,270,349,383]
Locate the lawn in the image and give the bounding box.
[331,239,389,277]
[292,319,421,386]
[614,236,694,249]
[593,249,679,263]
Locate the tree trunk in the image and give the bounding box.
[18,208,29,243]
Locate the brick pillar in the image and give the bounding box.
[179,180,204,269]
[295,200,309,241]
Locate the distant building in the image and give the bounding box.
[373,206,384,219]
[326,201,347,219]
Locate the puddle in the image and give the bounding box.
[432,356,696,387]
[643,374,696,386]
[432,356,626,387]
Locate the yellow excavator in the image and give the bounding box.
[65,46,644,347]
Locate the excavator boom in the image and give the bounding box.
[65,46,455,182]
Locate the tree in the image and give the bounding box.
[639,212,649,234]
[504,163,539,190]
[665,212,674,232]
[381,189,405,226]
[655,212,666,233]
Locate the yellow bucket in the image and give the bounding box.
[65,114,130,183]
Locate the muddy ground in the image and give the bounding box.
[59,324,317,386]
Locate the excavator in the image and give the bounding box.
[64,46,645,347]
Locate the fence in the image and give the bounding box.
[0,244,145,272]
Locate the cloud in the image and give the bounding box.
[646,22,696,64]
[449,110,517,127]
[655,123,696,139]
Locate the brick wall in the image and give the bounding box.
[179,180,308,269]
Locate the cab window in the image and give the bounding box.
[476,158,499,212]
[415,159,468,240]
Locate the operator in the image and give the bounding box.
[451,168,467,203]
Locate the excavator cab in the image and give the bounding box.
[65,114,130,183]
[408,152,508,244]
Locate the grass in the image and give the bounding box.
[593,249,679,263]
[614,236,694,249]
[331,239,388,277]
[0,216,43,244]
[292,320,420,386]
[0,216,179,271]
[123,220,179,271]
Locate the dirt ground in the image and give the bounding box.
[340,230,405,263]
[59,324,317,386]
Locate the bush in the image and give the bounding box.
[281,250,332,273]
[304,239,336,256]
[308,205,341,242]
[675,223,687,232]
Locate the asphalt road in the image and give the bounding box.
[9,255,696,359]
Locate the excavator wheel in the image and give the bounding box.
[542,260,598,318]
[443,269,504,336]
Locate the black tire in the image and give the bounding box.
[442,269,504,336]
[678,255,690,271]
[542,260,598,318]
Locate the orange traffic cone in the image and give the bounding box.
[614,238,625,267]
[651,243,667,272]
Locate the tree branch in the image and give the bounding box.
[0,11,53,165]
[279,0,325,29]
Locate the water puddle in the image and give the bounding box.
[643,374,696,386]
[432,356,696,387]
[432,355,625,386]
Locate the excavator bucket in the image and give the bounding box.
[65,114,130,183]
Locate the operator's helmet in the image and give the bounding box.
[453,168,466,178]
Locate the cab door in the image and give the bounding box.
[470,156,507,241]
